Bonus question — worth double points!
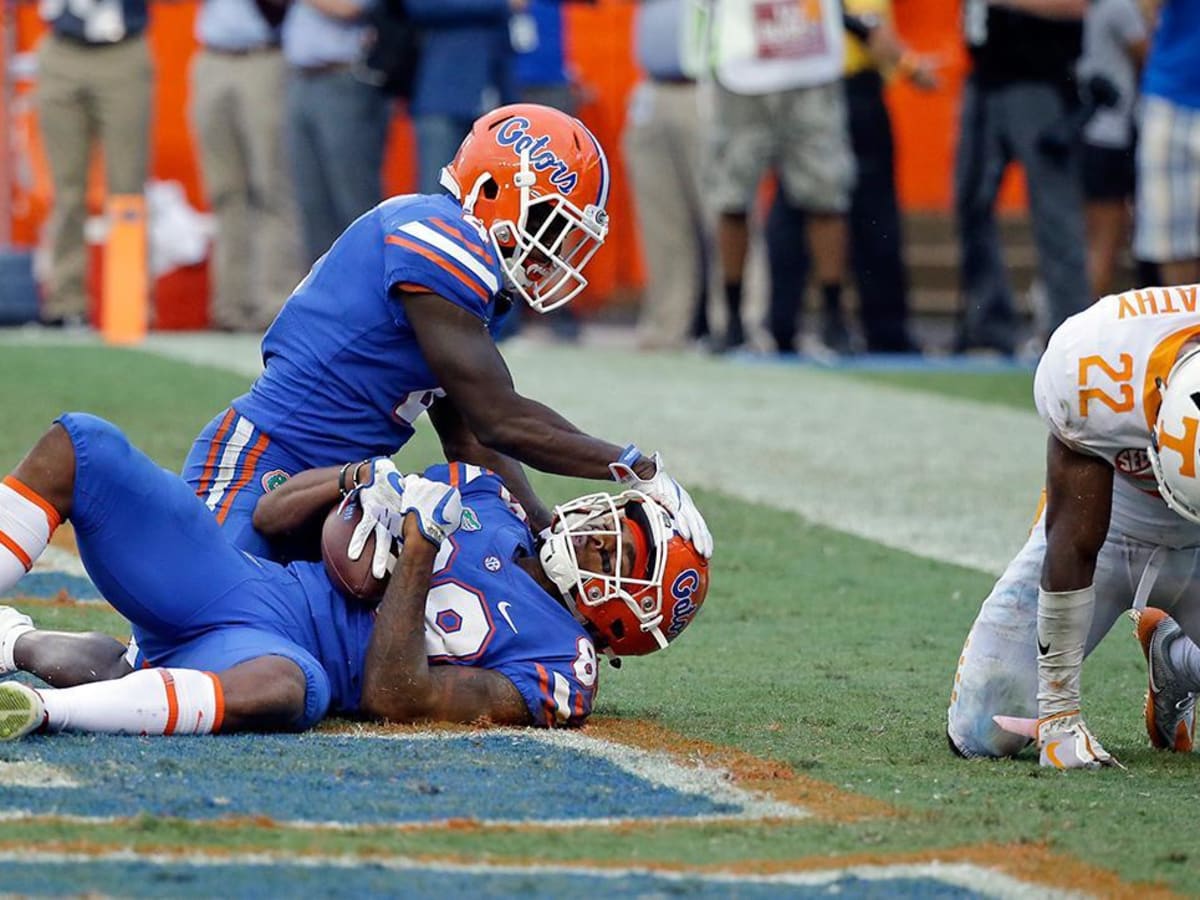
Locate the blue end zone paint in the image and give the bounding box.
[12,572,103,601]
[0,733,738,824]
[1,861,986,899]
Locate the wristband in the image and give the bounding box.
[615,444,643,469]
[338,460,368,497]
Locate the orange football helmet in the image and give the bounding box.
[539,490,710,658]
[439,103,610,312]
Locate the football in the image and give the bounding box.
[321,492,396,606]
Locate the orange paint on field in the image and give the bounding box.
[586,717,897,823]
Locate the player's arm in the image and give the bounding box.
[1041,433,1113,592]
[401,291,648,480]
[426,394,552,533]
[252,463,365,536]
[1028,434,1119,768]
[360,514,532,725]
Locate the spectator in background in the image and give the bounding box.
[35,0,153,328]
[764,2,935,356]
[623,0,712,352]
[506,0,582,342]
[407,0,521,195]
[1134,0,1200,286]
[192,0,301,332]
[955,0,1088,357]
[706,0,854,354]
[283,0,389,266]
[1077,0,1148,298]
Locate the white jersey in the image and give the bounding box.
[1035,284,1200,546]
[711,0,845,94]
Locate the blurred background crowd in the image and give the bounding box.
[0,0,1194,360]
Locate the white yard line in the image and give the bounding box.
[3,330,1046,576]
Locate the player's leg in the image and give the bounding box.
[182,407,295,559]
[947,528,1043,758]
[0,654,309,741]
[950,514,1153,758]
[1,605,131,686]
[0,423,76,596]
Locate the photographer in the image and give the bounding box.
[955,0,1088,358]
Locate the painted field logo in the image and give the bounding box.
[495,117,578,193]
[1115,447,1152,477]
[261,470,290,492]
[666,569,701,640]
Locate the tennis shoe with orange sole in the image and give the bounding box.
[1133,608,1196,752]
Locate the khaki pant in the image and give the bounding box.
[191,49,299,330]
[36,34,153,320]
[622,80,713,350]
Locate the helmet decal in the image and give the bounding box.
[495,116,578,193]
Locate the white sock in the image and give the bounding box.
[41,667,225,735]
[0,606,35,674]
[0,476,59,595]
[1168,637,1200,693]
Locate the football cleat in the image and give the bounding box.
[0,605,34,674]
[1034,711,1121,770]
[1133,607,1196,752]
[0,682,45,741]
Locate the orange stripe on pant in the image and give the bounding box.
[215,433,271,525]
[0,529,32,571]
[160,669,180,735]
[195,408,238,499]
[207,672,226,734]
[2,475,62,530]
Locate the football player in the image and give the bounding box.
[0,414,709,739]
[181,102,711,571]
[948,284,1200,769]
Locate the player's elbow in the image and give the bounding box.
[360,682,435,724]
[466,411,527,457]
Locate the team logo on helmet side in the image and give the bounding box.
[666,569,702,640]
[494,116,578,193]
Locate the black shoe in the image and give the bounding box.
[709,320,745,355]
[819,310,853,355]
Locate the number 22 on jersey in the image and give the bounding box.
[1078,354,1134,416]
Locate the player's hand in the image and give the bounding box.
[399,474,463,546]
[610,451,713,558]
[994,712,1123,770]
[347,458,407,579]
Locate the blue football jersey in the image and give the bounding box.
[231,194,509,467]
[293,463,599,727]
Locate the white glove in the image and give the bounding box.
[994,712,1122,770]
[347,458,407,579]
[399,473,463,546]
[610,450,713,558]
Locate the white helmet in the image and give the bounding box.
[1149,346,1200,523]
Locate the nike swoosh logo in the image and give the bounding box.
[498,601,518,633]
[1037,640,1050,656]
[1043,740,1066,769]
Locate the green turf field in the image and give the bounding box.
[0,339,1195,897]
